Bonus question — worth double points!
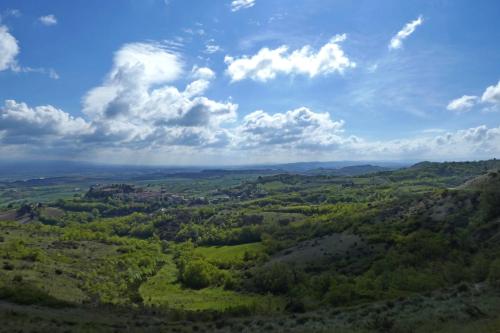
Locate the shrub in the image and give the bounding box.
[241,214,264,226]
[365,314,394,332]
[471,255,490,282]
[253,262,294,294]
[22,249,42,262]
[441,262,468,284]
[181,259,219,289]
[130,224,155,239]
[0,284,70,308]
[478,191,500,221]
[285,298,306,313]
[12,274,23,283]
[325,278,355,306]
[278,219,290,226]
[488,259,500,288]
[2,262,14,270]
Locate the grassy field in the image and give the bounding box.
[194,242,265,267]
[140,255,283,312]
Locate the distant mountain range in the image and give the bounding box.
[0,159,412,182]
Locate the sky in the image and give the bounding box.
[0,0,499,166]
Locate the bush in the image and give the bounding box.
[488,259,500,288]
[12,274,23,283]
[0,284,70,308]
[130,223,155,239]
[2,262,14,270]
[22,249,43,262]
[285,298,306,313]
[241,214,264,226]
[181,259,219,289]
[325,277,355,306]
[253,262,294,294]
[471,255,490,282]
[478,191,500,221]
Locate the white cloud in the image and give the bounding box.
[2,39,499,163]
[0,100,92,144]
[337,125,500,161]
[232,105,500,161]
[0,43,235,153]
[185,67,216,97]
[183,28,205,36]
[447,80,500,113]
[225,34,356,82]
[17,66,60,80]
[446,95,478,112]
[111,42,183,86]
[82,42,237,148]
[231,0,256,12]
[39,14,57,26]
[1,9,21,20]
[191,66,216,80]
[2,93,500,162]
[236,107,351,149]
[481,80,500,107]
[432,125,500,155]
[205,41,222,54]
[389,15,423,50]
[0,25,19,71]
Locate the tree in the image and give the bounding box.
[253,262,294,294]
[181,259,218,289]
[479,190,500,221]
[325,277,355,306]
[488,259,500,288]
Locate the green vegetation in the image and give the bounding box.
[1,159,500,331]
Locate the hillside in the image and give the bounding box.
[1,160,500,332]
[458,169,500,191]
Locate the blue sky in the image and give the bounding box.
[0,0,499,165]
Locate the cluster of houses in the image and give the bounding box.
[86,184,188,204]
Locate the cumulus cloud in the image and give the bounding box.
[225,34,355,82]
[230,105,500,161]
[389,15,423,50]
[432,125,500,155]
[481,80,500,109]
[236,107,353,149]
[2,94,500,161]
[82,42,237,148]
[0,25,19,71]
[0,100,92,144]
[39,14,57,26]
[1,42,236,153]
[191,66,216,80]
[2,39,499,163]
[231,0,256,12]
[447,80,500,113]
[446,95,478,112]
[337,125,500,161]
